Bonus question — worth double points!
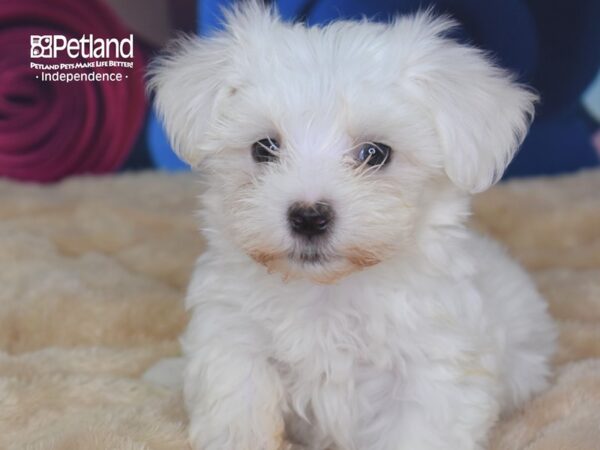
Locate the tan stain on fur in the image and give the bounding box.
[249,250,366,285]
[248,252,300,283]
[309,266,356,285]
[250,250,278,267]
[0,170,599,448]
[308,247,384,284]
[345,247,382,268]
[273,418,288,450]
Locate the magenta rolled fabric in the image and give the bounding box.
[0,0,147,182]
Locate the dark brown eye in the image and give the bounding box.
[251,138,280,163]
[357,142,392,167]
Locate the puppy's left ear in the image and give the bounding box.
[404,15,537,193]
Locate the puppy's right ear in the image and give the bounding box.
[147,35,230,167]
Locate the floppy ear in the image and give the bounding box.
[403,14,537,193]
[148,2,279,168]
[147,35,231,168]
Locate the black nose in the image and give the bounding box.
[288,201,334,238]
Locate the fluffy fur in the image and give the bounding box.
[149,3,556,450]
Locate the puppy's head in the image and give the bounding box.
[149,3,536,284]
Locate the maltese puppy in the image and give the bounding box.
[149,3,556,449]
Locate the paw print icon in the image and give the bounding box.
[30,35,53,58]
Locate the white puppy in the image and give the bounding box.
[149,3,556,449]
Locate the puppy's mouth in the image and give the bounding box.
[287,245,335,266]
[288,248,331,265]
[250,244,383,284]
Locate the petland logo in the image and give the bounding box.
[30,34,134,59]
[30,34,134,83]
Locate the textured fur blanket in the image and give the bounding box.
[0,170,598,449]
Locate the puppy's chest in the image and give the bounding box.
[263,291,403,384]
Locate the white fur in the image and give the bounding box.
[149,3,556,450]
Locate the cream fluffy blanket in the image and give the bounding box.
[0,170,599,449]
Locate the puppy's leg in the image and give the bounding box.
[184,308,287,450]
[355,363,500,450]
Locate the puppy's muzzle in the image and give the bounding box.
[287,201,334,238]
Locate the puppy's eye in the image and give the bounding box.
[252,138,280,163]
[357,142,391,167]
